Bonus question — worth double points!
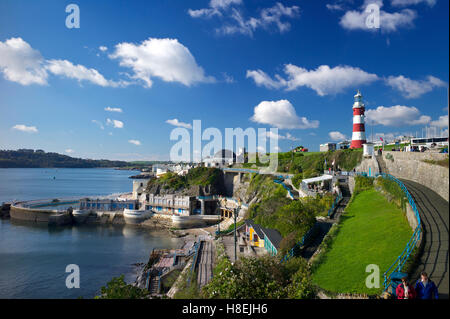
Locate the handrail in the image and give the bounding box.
[280,225,315,263]
[327,193,342,217]
[375,173,422,291]
[186,240,200,286]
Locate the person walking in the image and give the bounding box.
[415,272,439,299]
[396,276,416,299]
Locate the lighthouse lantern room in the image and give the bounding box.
[350,90,367,149]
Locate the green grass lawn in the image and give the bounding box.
[312,189,412,295]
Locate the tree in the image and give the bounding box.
[95,275,149,299]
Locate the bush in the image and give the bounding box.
[202,255,313,299]
[96,275,149,299]
[354,176,374,193]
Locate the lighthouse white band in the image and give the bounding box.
[352,131,366,140]
[353,115,365,124]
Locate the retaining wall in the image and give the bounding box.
[382,151,449,202]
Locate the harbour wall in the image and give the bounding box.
[10,205,72,225]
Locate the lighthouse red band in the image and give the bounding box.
[350,90,367,149]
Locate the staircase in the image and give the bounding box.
[148,273,160,294]
[375,154,389,174]
[301,181,351,260]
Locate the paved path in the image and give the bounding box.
[400,179,449,299]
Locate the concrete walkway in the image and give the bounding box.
[401,179,449,299]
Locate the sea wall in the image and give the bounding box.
[382,151,449,202]
[10,205,72,225]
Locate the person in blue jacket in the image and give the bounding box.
[415,272,439,299]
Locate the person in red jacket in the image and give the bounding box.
[396,276,416,299]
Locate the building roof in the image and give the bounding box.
[302,175,333,184]
[261,227,283,249]
[246,219,283,249]
[245,219,265,239]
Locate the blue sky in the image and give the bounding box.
[0,0,448,161]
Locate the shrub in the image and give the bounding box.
[96,275,149,299]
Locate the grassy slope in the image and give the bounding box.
[312,189,412,295]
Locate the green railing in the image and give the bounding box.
[375,173,422,291]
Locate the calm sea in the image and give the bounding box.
[0,168,182,299]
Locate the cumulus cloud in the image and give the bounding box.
[46,59,127,87]
[430,115,448,128]
[247,64,378,96]
[99,46,108,52]
[109,38,214,88]
[0,37,126,88]
[106,118,124,128]
[12,124,38,133]
[105,106,123,113]
[128,139,141,146]
[385,75,446,98]
[251,100,319,129]
[329,131,347,141]
[65,149,75,154]
[0,37,48,85]
[366,105,431,126]
[339,2,417,32]
[246,69,286,89]
[166,119,192,129]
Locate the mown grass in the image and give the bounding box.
[312,189,412,295]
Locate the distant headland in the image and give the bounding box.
[0,149,169,169]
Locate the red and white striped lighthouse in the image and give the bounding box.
[350,90,367,149]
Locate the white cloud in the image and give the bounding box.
[385,75,446,98]
[65,149,75,154]
[251,100,319,129]
[326,3,344,11]
[339,3,417,32]
[0,37,48,85]
[12,124,38,133]
[45,59,127,87]
[92,120,105,130]
[106,118,124,128]
[109,38,214,88]
[246,69,285,89]
[247,64,378,96]
[366,105,431,126]
[266,131,300,141]
[329,131,347,141]
[128,139,141,146]
[430,115,448,128]
[188,0,242,18]
[166,119,192,129]
[105,106,123,113]
[391,0,436,6]
[189,1,300,36]
[99,46,108,52]
[0,37,127,88]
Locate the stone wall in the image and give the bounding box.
[10,205,72,225]
[382,151,449,202]
[354,156,380,177]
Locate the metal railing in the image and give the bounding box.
[280,225,316,263]
[186,240,200,286]
[327,193,343,217]
[375,173,422,291]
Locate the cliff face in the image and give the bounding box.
[145,168,227,197]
